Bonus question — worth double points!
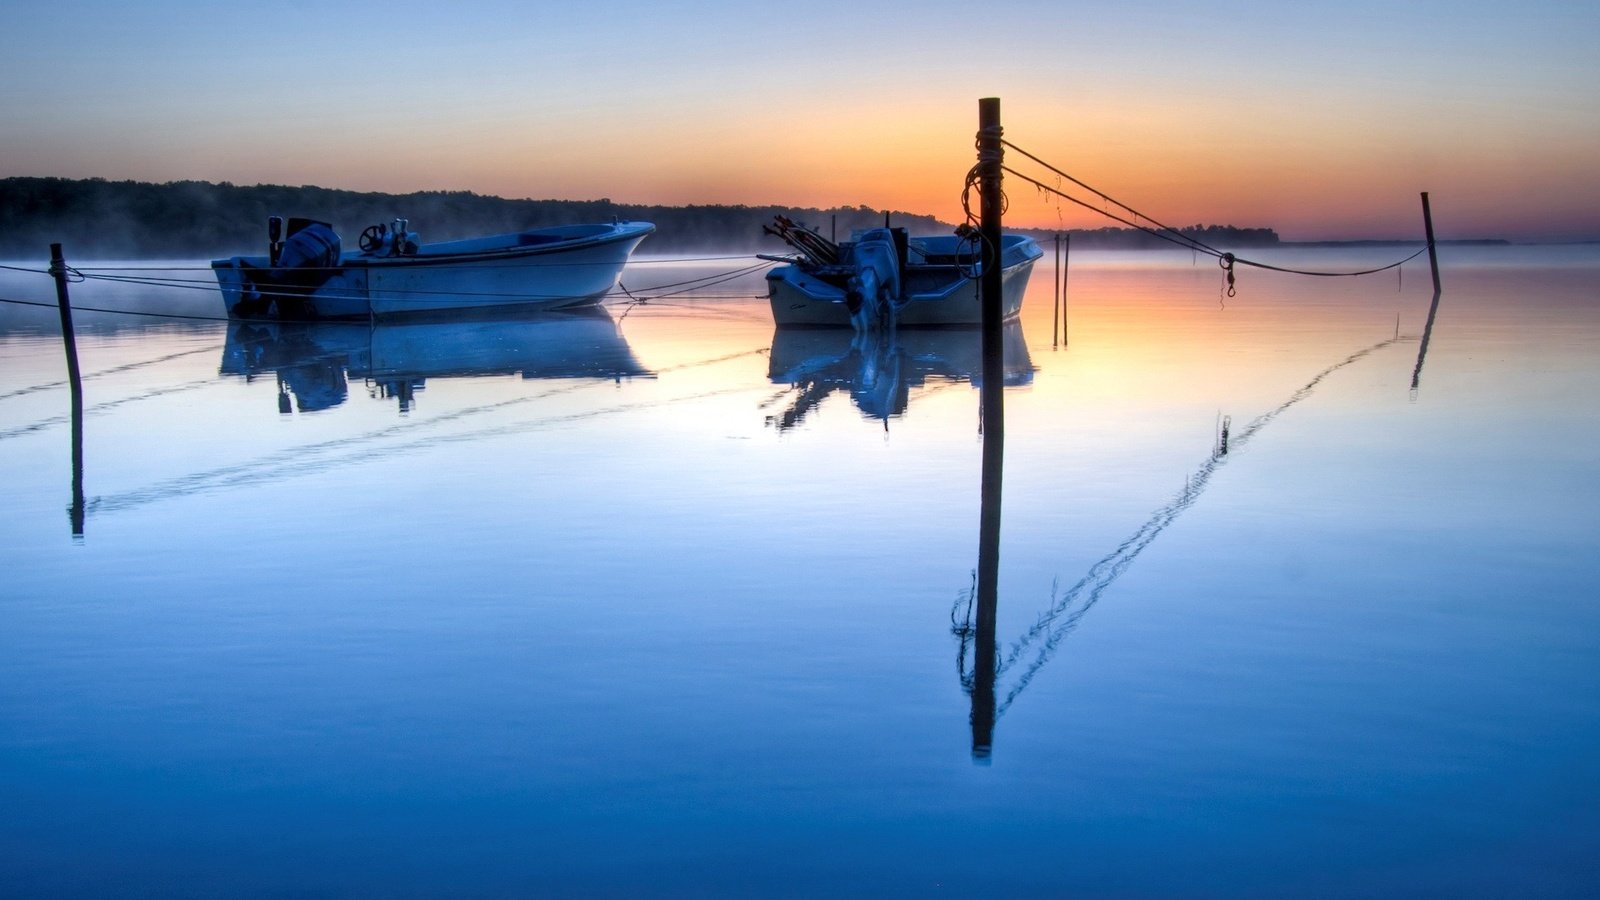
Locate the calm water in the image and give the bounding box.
[2,245,1598,896]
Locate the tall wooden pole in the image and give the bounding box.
[972,97,1005,760]
[1411,193,1444,393]
[50,244,86,537]
[978,98,1005,440]
[49,244,83,395]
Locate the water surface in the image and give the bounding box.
[2,245,1597,896]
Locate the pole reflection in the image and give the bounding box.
[68,380,84,538]
[970,404,1004,760]
[953,337,1404,758]
[1411,288,1444,394]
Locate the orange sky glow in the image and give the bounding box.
[4,2,1597,243]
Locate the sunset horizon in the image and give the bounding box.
[4,3,1595,245]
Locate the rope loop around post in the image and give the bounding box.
[47,257,85,284]
[974,123,1005,164]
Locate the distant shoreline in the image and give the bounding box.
[7,176,1587,257]
[2,176,1276,258]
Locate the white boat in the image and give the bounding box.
[763,218,1042,328]
[212,216,654,319]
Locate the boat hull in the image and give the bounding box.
[213,221,653,319]
[767,232,1041,328]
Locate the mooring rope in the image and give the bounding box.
[1002,139,1226,257]
[0,255,776,322]
[998,140,1431,281]
[0,294,235,322]
[59,254,772,274]
[65,260,773,303]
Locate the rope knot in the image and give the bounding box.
[974,125,1005,164]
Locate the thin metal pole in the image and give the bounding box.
[1061,233,1071,345]
[50,244,86,537]
[1052,233,1061,348]
[1421,192,1441,294]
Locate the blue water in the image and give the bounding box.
[2,246,1598,896]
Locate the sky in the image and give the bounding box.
[3,0,1597,241]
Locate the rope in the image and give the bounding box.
[0,253,774,323]
[623,261,776,301]
[1004,166,1218,255]
[957,124,1007,277]
[0,258,774,323]
[1000,140,1432,280]
[1003,139,1225,257]
[63,254,768,273]
[1231,245,1429,277]
[0,294,234,322]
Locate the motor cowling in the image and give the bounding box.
[278,219,341,270]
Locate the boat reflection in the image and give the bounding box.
[221,308,650,413]
[765,322,1033,429]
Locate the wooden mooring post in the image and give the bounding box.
[1421,192,1441,295]
[978,98,1005,441]
[1412,193,1444,393]
[49,243,86,537]
[49,243,83,395]
[972,96,1005,760]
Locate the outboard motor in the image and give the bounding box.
[236,218,341,317]
[278,218,341,272]
[843,227,903,327]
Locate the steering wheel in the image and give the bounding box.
[358,224,388,253]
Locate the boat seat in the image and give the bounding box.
[517,233,565,246]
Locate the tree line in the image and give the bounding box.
[0,176,1278,259]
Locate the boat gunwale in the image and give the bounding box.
[210,221,655,271]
